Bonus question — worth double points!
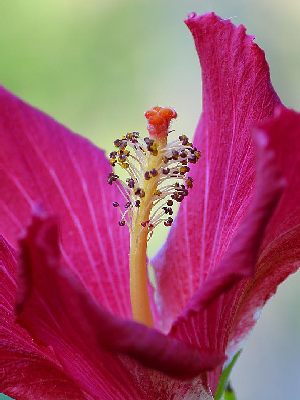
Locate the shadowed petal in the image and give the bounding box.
[0,236,84,400]
[16,214,224,399]
[152,12,282,331]
[0,87,130,318]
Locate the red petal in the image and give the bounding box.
[0,236,84,399]
[0,87,130,318]
[16,215,224,398]
[152,12,282,331]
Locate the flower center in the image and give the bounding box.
[108,106,200,326]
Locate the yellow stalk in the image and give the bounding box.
[129,136,167,327]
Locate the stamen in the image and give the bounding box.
[108,106,200,326]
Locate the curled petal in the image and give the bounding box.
[16,215,225,398]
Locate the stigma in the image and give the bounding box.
[145,106,177,138]
[108,106,200,326]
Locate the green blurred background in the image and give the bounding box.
[1,1,300,399]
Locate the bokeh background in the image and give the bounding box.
[1,0,300,399]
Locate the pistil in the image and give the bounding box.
[108,106,200,326]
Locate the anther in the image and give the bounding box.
[108,172,119,185]
[146,137,153,144]
[135,188,145,198]
[186,177,193,188]
[118,154,127,163]
[188,156,197,164]
[180,151,187,158]
[180,166,190,175]
[172,150,179,160]
[144,171,151,180]
[114,139,122,147]
[119,220,126,226]
[179,134,189,146]
[126,132,140,141]
[112,201,119,207]
[126,178,135,188]
[164,217,173,227]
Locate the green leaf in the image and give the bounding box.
[214,350,241,400]
[224,382,237,400]
[224,390,237,400]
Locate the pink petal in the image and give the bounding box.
[0,87,130,318]
[152,12,282,331]
[17,214,224,399]
[168,126,285,393]
[0,236,84,399]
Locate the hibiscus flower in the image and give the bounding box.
[0,11,299,400]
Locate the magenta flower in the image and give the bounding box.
[0,12,299,400]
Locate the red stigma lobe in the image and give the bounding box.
[145,106,177,138]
